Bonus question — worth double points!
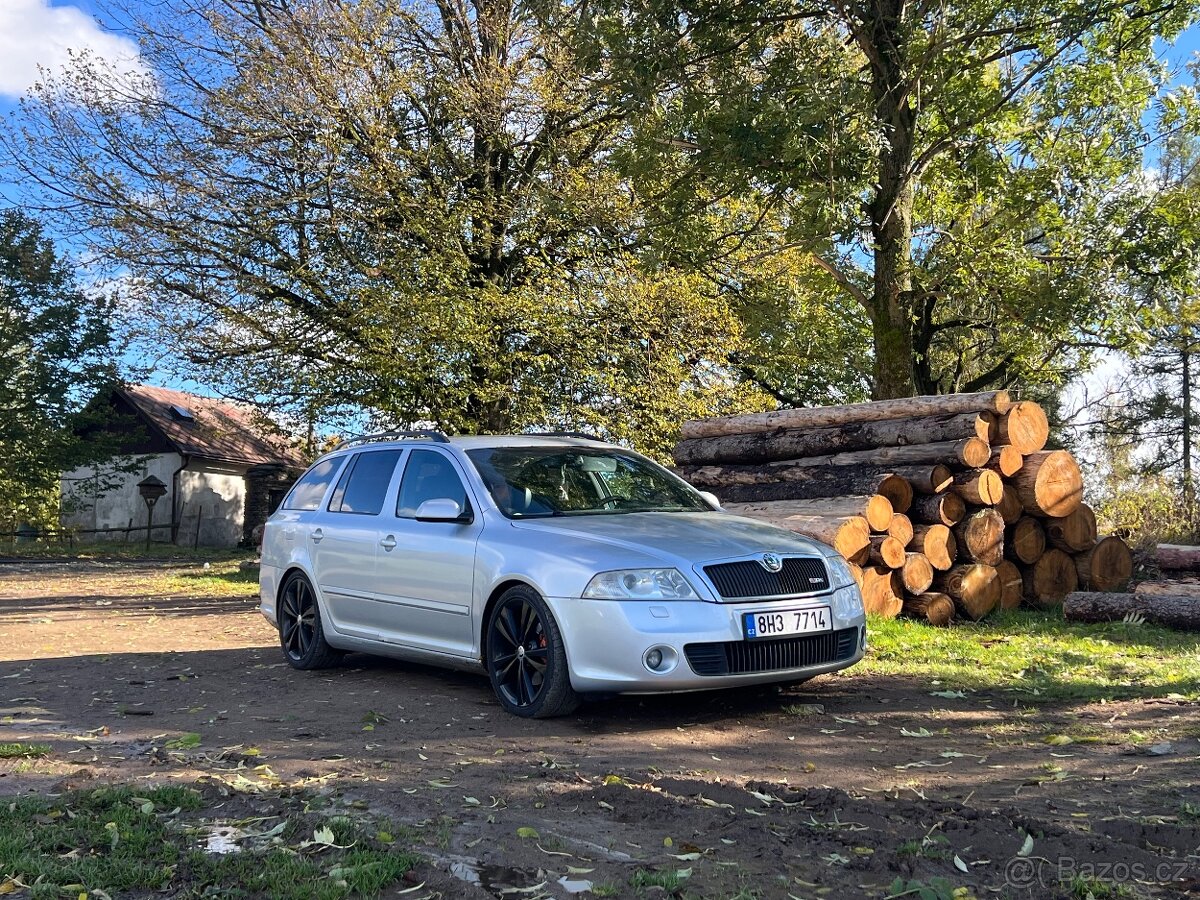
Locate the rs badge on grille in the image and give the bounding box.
[759,552,783,573]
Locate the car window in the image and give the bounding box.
[467,447,709,517]
[282,456,346,511]
[396,450,469,518]
[328,449,403,515]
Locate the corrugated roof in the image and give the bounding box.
[118,384,307,468]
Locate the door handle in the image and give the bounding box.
[310,528,324,543]
[380,535,397,551]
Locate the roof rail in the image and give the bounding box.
[332,429,451,450]
[527,431,604,441]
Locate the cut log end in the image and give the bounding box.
[861,566,903,618]
[997,401,1050,454]
[1022,548,1078,608]
[900,552,935,594]
[870,535,907,569]
[1046,504,1097,553]
[1015,450,1083,518]
[995,560,1023,610]
[936,563,1000,621]
[952,468,1004,505]
[911,492,966,527]
[1007,517,1046,565]
[901,592,955,626]
[954,508,1005,566]
[912,523,956,571]
[1076,536,1133,592]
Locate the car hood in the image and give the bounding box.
[509,510,829,566]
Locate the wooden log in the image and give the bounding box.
[901,592,955,626]
[887,513,914,546]
[995,560,1023,610]
[910,523,956,571]
[1076,536,1133,591]
[1013,450,1083,517]
[951,468,1004,505]
[1006,516,1046,565]
[909,492,966,527]
[1063,591,1200,630]
[986,446,1023,478]
[727,513,870,560]
[1045,504,1097,553]
[996,484,1023,525]
[861,566,903,617]
[681,391,1015,440]
[954,508,1005,566]
[995,401,1049,454]
[1022,548,1078,607]
[744,438,993,471]
[846,561,864,588]
[869,535,907,568]
[848,545,871,566]
[903,464,955,495]
[1154,543,1200,571]
[900,552,935,594]
[673,412,998,466]
[935,563,1001,620]
[676,462,913,507]
[722,497,893,533]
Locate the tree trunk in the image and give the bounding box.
[1076,537,1133,591]
[953,508,1005,565]
[680,467,911,511]
[900,552,935,594]
[764,439,990,470]
[722,497,893,532]
[679,391,1013,439]
[861,565,903,617]
[673,412,995,466]
[1022,549,1078,607]
[1013,450,1084,517]
[995,560,1023,611]
[744,514,870,559]
[887,513,914,546]
[1045,505,1097,553]
[951,468,1004,505]
[910,523,956,571]
[1006,517,1046,565]
[910,492,966,527]
[935,563,1000,620]
[901,592,955,626]
[1154,543,1200,571]
[995,402,1049,454]
[1063,592,1200,630]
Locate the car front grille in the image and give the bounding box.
[684,627,859,677]
[703,557,829,599]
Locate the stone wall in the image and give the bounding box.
[243,463,303,547]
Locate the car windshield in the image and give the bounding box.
[466,447,711,518]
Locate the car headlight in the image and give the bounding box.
[583,568,699,600]
[826,554,857,589]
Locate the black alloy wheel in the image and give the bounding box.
[277,572,341,669]
[486,586,580,718]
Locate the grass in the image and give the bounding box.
[631,867,688,892]
[0,742,51,759]
[0,785,418,899]
[859,609,1200,701]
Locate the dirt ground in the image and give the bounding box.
[1,560,1198,899]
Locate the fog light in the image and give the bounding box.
[643,645,677,674]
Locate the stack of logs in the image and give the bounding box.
[674,391,1134,626]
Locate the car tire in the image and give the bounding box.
[486,585,580,718]
[277,571,342,670]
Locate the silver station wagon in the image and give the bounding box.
[259,432,866,717]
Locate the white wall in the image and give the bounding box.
[61,454,249,548]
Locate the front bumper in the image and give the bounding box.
[546,589,866,693]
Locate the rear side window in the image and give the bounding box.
[283,457,346,511]
[396,450,469,518]
[328,450,403,515]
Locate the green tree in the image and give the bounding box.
[2,0,772,446]
[580,0,1198,398]
[0,210,122,527]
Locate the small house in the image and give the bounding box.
[61,385,307,547]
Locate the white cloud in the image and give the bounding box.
[0,0,143,99]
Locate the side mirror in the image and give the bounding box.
[414,498,471,523]
[697,491,722,510]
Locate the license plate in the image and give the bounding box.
[743,606,832,640]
